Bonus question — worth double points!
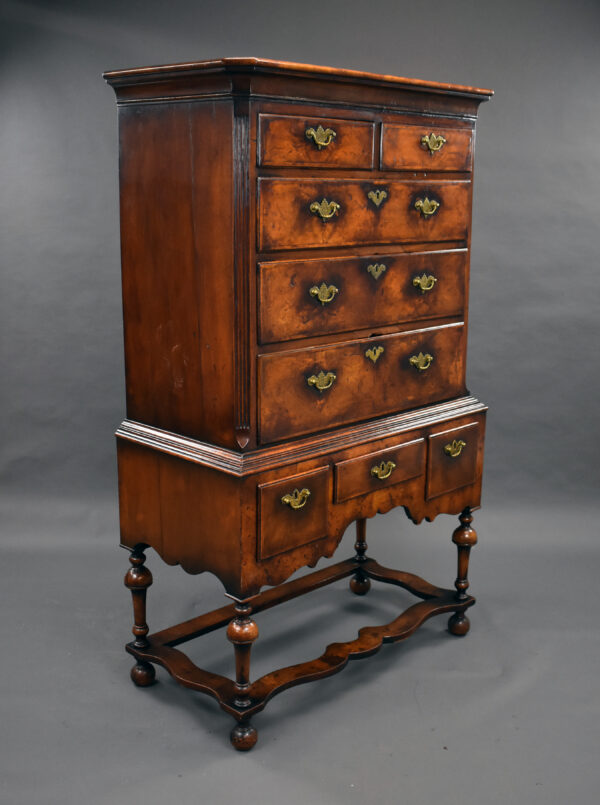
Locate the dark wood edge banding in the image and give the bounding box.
[116,395,487,476]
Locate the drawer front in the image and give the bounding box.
[334,438,425,503]
[258,466,330,560]
[259,323,466,444]
[258,249,467,344]
[381,123,473,172]
[258,178,470,251]
[426,422,481,499]
[258,113,375,169]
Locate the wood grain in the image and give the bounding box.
[426,422,482,499]
[258,323,467,443]
[258,466,330,559]
[334,438,425,503]
[258,178,471,251]
[381,122,473,172]
[258,249,467,344]
[259,113,375,169]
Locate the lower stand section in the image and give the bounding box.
[124,513,477,750]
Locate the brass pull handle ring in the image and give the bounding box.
[371,460,396,480]
[414,197,440,217]
[444,439,467,458]
[281,488,311,509]
[409,352,434,371]
[309,282,339,305]
[305,125,336,149]
[310,198,341,221]
[412,273,437,293]
[421,132,447,153]
[307,370,337,392]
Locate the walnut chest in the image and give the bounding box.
[105,58,492,751]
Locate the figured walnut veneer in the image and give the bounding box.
[105,57,492,751]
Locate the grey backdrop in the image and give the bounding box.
[1,2,599,804]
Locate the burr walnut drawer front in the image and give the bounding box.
[258,249,467,344]
[334,438,425,503]
[258,113,375,169]
[257,178,470,251]
[380,122,473,172]
[426,422,482,499]
[258,466,330,560]
[258,323,466,444]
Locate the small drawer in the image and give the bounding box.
[257,178,470,252]
[381,122,473,172]
[334,439,425,503]
[258,466,330,560]
[426,422,481,499]
[258,113,375,169]
[258,249,467,344]
[258,323,466,444]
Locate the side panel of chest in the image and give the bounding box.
[117,100,239,448]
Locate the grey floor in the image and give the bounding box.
[1,500,599,805]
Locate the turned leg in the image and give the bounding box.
[226,601,259,751]
[124,545,156,686]
[448,508,478,636]
[350,518,371,595]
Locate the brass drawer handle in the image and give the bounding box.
[281,487,311,509]
[371,460,396,480]
[421,132,447,153]
[366,263,387,280]
[310,198,341,221]
[414,197,440,217]
[309,282,339,305]
[307,370,336,392]
[305,125,336,149]
[412,273,437,293]
[365,346,384,363]
[367,189,388,208]
[444,439,467,458]
[409,352,434,371]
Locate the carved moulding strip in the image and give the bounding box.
[125,556,475,720]
[116,395,487,477]
[233,97,251,447]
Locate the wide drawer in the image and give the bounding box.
[258,466,330,559]
[258,178,470,251]
[258,323,466,444]
[380,122,473,172]
[426,422,482,499]
[258,249,467,344]
[258,113,375,169]
[334,438,425,503]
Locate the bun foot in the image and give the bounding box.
[230,722,258,751]
[448,612,470,636]
[130,660,156,686]
[350,575,371,596]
